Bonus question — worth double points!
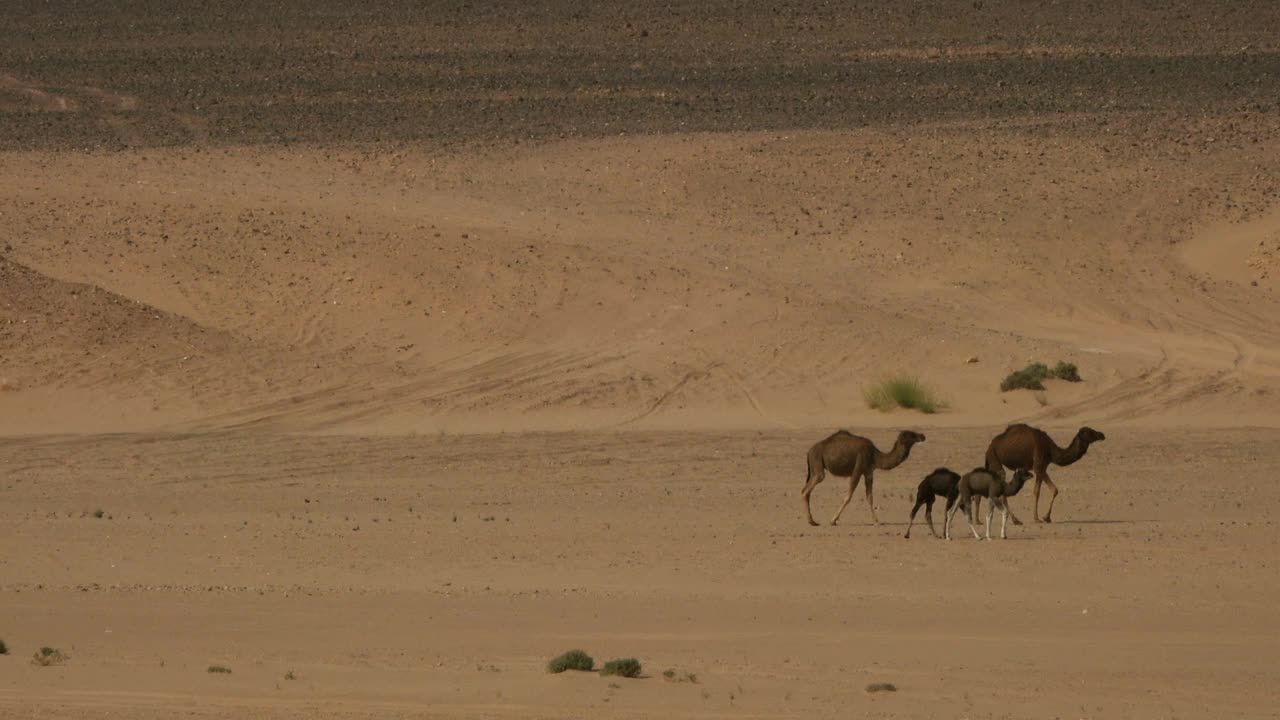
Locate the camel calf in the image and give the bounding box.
[904,467,962,539]
[945,468,1033,541]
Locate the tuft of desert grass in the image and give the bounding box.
[0,639,8,655]
[864,376,942,414]
[547,649,594,674]
[207,665,232,674]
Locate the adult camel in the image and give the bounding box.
[801,429,926,527]
[984,423,1106,523]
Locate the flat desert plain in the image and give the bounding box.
[3,2,1280,718]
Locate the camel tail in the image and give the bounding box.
[804,445,823,485]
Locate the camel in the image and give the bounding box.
[801,429,926,527]
[944,467,1034,540]
[984,423,1107,523]
[904,467,962,539]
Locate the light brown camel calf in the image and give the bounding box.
[945,467,1033,540]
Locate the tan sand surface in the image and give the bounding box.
[3,1,1280,717]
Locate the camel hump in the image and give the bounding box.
[819,429,854,443]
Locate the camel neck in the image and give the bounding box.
[1050,433,1089,466]
[874,441,911,470]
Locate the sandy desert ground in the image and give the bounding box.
[3,1,1280,718]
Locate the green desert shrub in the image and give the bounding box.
[0,639,8,655]
[1001,360,1083,391]
[662,669,697,683]
[547,649,594,674]
[207,665,232,674]
[866,681,898,693]
[1052,361,1081,382]
[864,376,941,414]
[600,658,642,678]
[1000,362,1049,391]
[32,647,67,667]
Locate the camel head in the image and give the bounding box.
[1076,427,1106,445]
[1009,468,1034,493]
[897,430,927,447]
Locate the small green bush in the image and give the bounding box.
[600,658,642,678]
[1052,361,1081,382]
[866,681,898,693]
[1000,362,1049,391]
[0,639,8,655]
[32,647,67,667]
[207,665,232,674]
[1001,360,1083,391]
[864,376,941,414]
[547,649,594,674]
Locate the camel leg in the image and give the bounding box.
[1032,470,1057,523]
[999,499,1009,539]
[945,498,962,540]
[829,473,861,526]
[964,499,981,540]
[1042,476,1060,523]
[864,471,880,525]
[1005,501,1025,526]
[983,498,993,541]
[935,495,957,539]
[905,496,927,539]
[801,469,824,526]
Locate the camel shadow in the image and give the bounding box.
[1050,518,1157,525]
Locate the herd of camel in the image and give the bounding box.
[801,423,1107,540]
